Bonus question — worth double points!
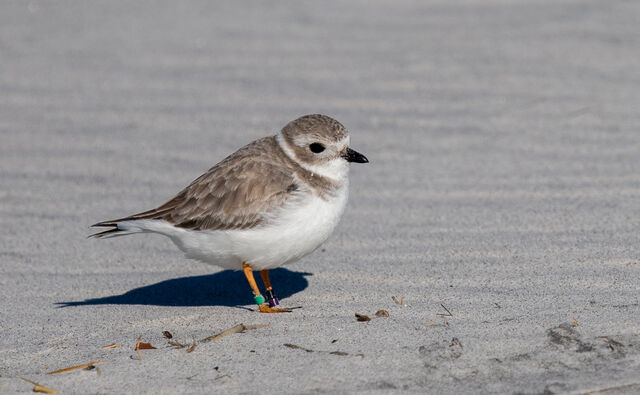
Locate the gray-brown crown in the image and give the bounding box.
[281,114,348,143]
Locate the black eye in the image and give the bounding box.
[309,143,325,153]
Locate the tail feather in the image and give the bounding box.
[89,219,144,239]
[89,218,176,239]
[88,227,123,239]
[90,190,186,238]
[91,220,118,228]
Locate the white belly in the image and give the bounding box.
[161,186,349,270]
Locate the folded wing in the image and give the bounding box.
[91,137,299,236]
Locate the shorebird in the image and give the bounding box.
[91,114,368,312]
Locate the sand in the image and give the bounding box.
[1,0,640,393]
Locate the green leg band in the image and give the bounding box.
[254,295,265,305]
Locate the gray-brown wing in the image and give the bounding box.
[93,137,299,232]
[160,156,297,230]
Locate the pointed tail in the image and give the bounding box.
[89,220,144,239]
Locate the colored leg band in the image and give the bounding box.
[254,295,265,305]
[265,290,279,307]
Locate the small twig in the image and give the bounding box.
[20,377,58,394]
[170,324,269,350]
[283,343,360,357]
[437,303,453,317]
[392,296,405,305]
[199,324,246,343]
[47,361,104,375]
[284,343,314,352]
[135,334,143,360]
[102,343,119,349]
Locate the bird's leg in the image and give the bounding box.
[260,269,280,307]
[242,262,291,313]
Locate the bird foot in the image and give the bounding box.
[258,304,292,313]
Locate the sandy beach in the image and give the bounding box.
[1,1,640,393]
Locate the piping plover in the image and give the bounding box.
[91,114,368,313]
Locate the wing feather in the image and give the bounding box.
[93,137,299,232]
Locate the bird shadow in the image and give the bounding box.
[56,268,311,308]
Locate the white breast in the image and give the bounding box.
[164,184,349,270]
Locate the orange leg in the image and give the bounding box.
[261,269,281,307]
[242,263,290,313]
[260,270,272,291]
[243,262,262,297]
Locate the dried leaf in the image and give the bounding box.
[135,342,157,350]
[375,309,390,317]
[102,343,119,349]
[47,361,104,375]
[162,331,173,339]
[355,313,371,322]
[572,318,579,327]
[20,377,58,394]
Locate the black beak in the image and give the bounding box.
[343,147,369,163]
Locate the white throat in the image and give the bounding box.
[276,132,350,182]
